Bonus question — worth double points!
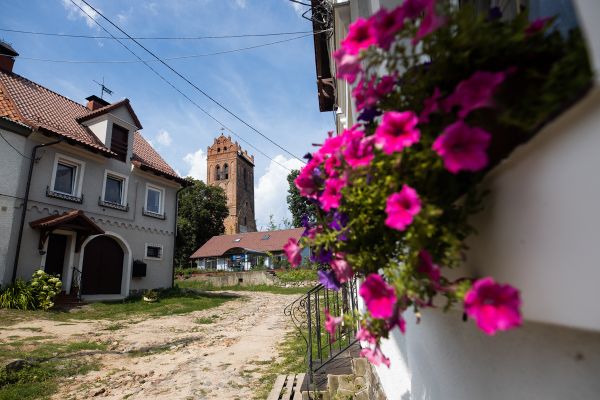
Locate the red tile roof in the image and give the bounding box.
[0,70,181,183]
[190,228,305,259]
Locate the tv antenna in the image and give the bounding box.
[92,77,113,99]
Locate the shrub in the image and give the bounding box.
[0,270,61,310]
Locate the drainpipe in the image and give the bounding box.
[11,139,63,283]
[171,185,186,288]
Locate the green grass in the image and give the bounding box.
[0,338,107,400]
[0,288,235,324]
[275,269,318,283]
[253,330,307,399]
[176,281,309,295]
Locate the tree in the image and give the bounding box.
[175,178,229,267]
[286,170,317,228]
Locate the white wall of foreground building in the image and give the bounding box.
[340,0,600,398]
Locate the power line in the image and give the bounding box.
[0,131,31,159]
[76,0,305,164]
[0,27,314,40]
[66,0,293,173]
[0,31,326,64]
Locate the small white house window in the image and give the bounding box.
[100,170,128,209]
[49,153,85,201]
[144,184,165,218]
[145,243,163,260]
[54,162,76,194]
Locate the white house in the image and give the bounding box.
[309,0,600,399]
[0,41,186,300]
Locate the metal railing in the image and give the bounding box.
[284,276,359,396]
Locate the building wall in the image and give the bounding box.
[328,0,600,398]
[0,126,29,286]
[6,130,178,296]
[206,135,256,234]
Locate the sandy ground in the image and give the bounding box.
[0,291,299,400]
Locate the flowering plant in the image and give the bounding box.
[286,1,591,366]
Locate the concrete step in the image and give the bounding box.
[267,373,305,400]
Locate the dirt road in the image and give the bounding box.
[3,291,299,399]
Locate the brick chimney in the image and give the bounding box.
[85,95,110,111]
[0,41,19,73]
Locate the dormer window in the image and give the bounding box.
[111,124,129,162]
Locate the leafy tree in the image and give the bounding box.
[175,178,229,267]
[286,170,317,228]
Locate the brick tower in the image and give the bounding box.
[206,134,257,234]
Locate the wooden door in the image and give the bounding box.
[45,234,67,277]
[81,236,124,295]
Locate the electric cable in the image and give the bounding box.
[76,0,306,164]
[0,27,314,40]
[0,131,31,159]
[67,0,294,172]
[0,31,327,64]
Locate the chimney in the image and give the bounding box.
[0,41,18,73]
[85,95,110,111]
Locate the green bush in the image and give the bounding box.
[0,280,35,310]
[0,270,61,311]
[276,268,318,283]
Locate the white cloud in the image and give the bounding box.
[62,0,100,29]
[235,0,247,8]
[155,130,173,147]
[183,148,207,182]
[254,155,304,229]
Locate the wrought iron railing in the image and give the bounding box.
[284,276,359,396]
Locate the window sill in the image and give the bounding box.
[46,187,83,204]
[98,199,129,212]
[142,208,166,220]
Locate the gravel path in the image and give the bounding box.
[2,291,299,399]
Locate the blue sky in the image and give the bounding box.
[1,0,333,228]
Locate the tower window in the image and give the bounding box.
[215,165,221,181]
[223,164,229,180]
[244,216,247,226]
[217,147,221,153]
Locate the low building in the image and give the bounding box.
[0,41,185,300]
[190,228,307,271]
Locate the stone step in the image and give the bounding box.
[267,373,305,400]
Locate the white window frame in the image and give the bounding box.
[101,169,129,206]
[49,153,86,198]
[144,243,163,260]
[144,183,165,215]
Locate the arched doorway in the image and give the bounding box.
[81,235,124,295]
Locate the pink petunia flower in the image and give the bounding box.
[385,185,422,231]
[342,129,375,168]
[525,17,553,36]
[464,277,522,335]
[419,87,442,124]
[319,177,346,211]
[376,75,397,97]
[356,326,378,344]
[325,309,343,340]
[412,2,447,44]
[330,253,354,283]
[432,120,491,174]
[341,18,377,55]
[333,48,362,84]
[359,273,397,319]
[417,250,441,283]
[402,0,435,19]
[374,111,420,155]
[360,346,391,367]
[283,238,302,267]
[294,155,324,199]
[371,7,406,50]
[443,70,509,118]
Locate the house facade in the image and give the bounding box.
[190,228,306,271]
[0,42,185,300]
[309,0,600,399]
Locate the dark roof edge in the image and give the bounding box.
[132,160,188,186]
[0,116,32,136]
[76,99,143,129]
